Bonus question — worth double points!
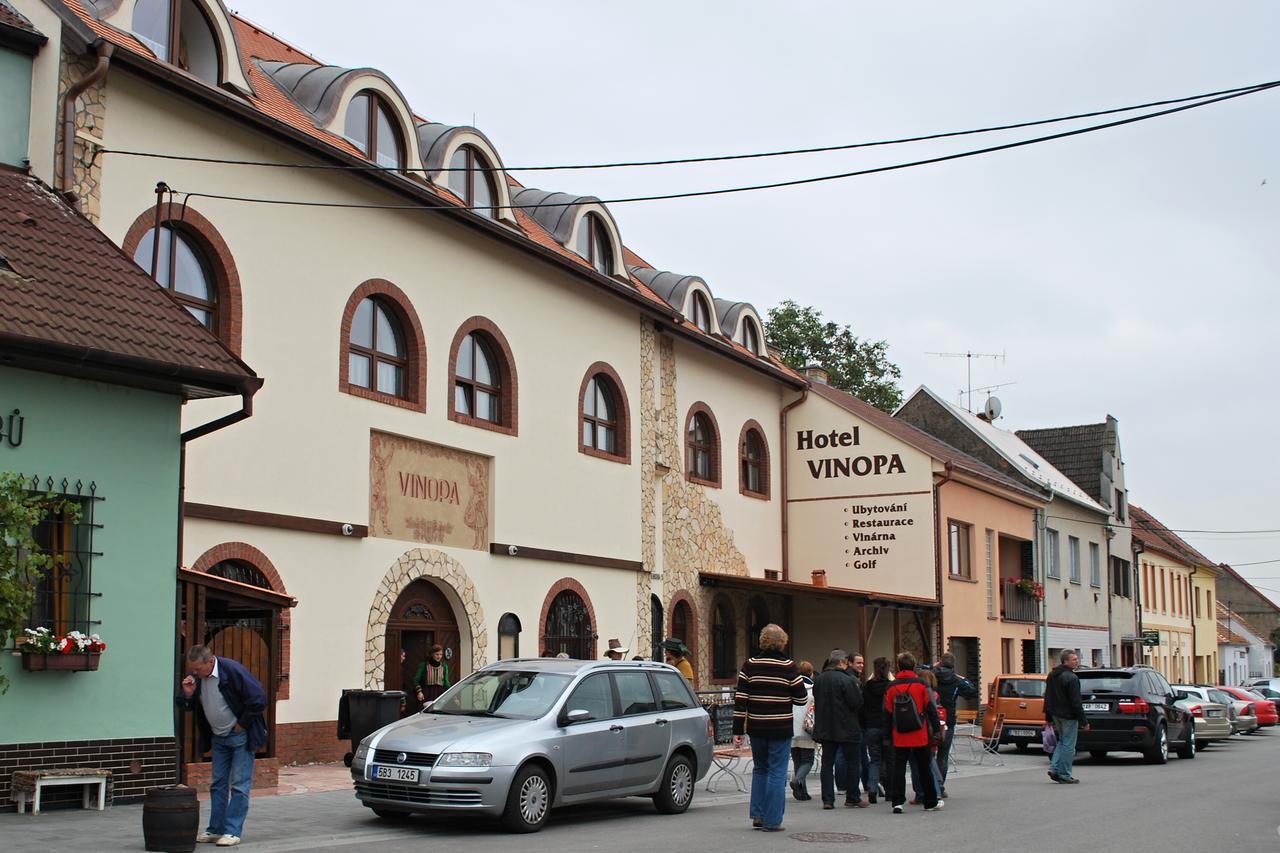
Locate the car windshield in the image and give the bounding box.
[1209,690,1235,705]
[429,670,573,720]
[1076,672,1135,693]
[999,679,1046,698]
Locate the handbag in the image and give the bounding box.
[1041,722,1058,754]
[802,700,815,735]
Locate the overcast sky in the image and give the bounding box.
[227,1,1280,603]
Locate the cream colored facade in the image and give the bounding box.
[1040,497,1112,667]
[1191,566,1220,684]
[1138,548,1195,684]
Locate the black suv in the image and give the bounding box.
[1073,666,1195,764]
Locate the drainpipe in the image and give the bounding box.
[1132,539,1145,665]
[778,385,809,582]
[1104,523,1115,666]
[1033,489,1053,674]
[931,461,954,643]
[61,41,114,201]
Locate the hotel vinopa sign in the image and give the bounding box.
[786,424,936,600]
[369,431,491,550]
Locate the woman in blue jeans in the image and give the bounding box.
[732,624,809,831]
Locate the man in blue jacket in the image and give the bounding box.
[178,645,267,847]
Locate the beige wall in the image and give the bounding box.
[786,393,937,599]
[11,0,61,184]
[1042,498,1110,633]
[1139,551,1195,683]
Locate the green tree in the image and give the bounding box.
[764,300,903,412]
[0,472,79,693]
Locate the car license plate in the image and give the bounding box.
[1082,702,1110,712]
[1207,710,1223,718]
[372,765,419,783]
[1009,728,1039,738]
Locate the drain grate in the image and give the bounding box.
[790,832,869,843]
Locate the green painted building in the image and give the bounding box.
[0,164,258,808]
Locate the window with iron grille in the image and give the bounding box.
[19,477,103,641]
[710,597,735,679]
[543,590,592,660]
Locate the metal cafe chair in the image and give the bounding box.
[955,712,1006,766]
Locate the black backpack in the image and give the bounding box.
[892,678,924,734]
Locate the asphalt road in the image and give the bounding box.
[3,732,1277,852]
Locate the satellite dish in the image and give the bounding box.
[984,396,1003,421]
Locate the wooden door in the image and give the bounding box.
[385,580,462,705]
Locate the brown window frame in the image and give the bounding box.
[691,291,712,333]
[447,316,518,436]
[338,279,427,412]
[576,212,613,275]
[347,296,408,398]
[948,519,973,580]
[737,420,770,499]
[742,318,761,355]
[684,402,721,488]
[346,90,405,170]
[578,362,630,463]
[133,0,223,81]
[448,144,497,218]
[709,594,736,683]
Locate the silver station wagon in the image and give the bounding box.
[351,658,714,832]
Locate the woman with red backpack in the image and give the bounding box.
[883,652,944,814]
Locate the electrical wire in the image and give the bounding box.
[98,78,1280,174]
[165,79,1280,212]
[1046,516,1280,535]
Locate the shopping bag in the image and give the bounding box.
[1041,722,1057,754]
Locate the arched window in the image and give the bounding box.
[132,224,217,330]
[742,319,762,355]
[711,596,736,680]
[685,404,720,487]
[544,590,592,660]
[671,598,693,651]
[132,0,220,83]
[748,598,770,657]
[650,594,664,663]
[447,145,496,218]
[348,297,406,397]
[207,559,270,589]
[575,212,613,275]
[498,612,522,660]
[448,318,517,435]
[344,91,404,169]
[739,423,770,499]
[691,292,712,333]
[579,364,629,461]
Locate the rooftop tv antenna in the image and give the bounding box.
[959,381,1018,408]
[925,350,1006,412]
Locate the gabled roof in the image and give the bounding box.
[1015,421,1111,504]
[1216,561,1280,618]
[1216,600,1270,646]
[0,0,45,49]
[1129,505,1216,568]
[810,382,1044,504]
[902,386,1107,513]
[0,166,257,399]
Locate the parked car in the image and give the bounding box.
[1209,688,1258,734]
[1074,667,1195,763]
[1248,677,1280,694]
[1245,683,1280,716]
[1170,685,1232,744]
[982,673,1047,750]
[350,659,713,832]
[1217,686,1279,727]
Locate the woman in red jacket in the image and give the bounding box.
[882,652,943,813]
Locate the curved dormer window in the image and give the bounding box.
[447,145,496,219]
[742,318,762,355]
[691,292,712,333]
[132,0,220,83]
[345,91,404,169]
[576,213,613,275]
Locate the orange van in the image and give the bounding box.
[982,673,1047,751]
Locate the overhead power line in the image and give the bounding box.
[163,79,1280,213]
[99,77,1280,175]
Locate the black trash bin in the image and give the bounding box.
[338,689,405,767]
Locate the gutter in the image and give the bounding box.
[61,41,113,200]
[778,386,809,581]
[932,461,954,640]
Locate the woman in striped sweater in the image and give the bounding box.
[733,623,808,832]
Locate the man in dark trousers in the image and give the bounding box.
[933,652,979,796]
[1044,648,1088,784]
[813,649,864,808]
[178,645,267,848]
[884,651,943,813]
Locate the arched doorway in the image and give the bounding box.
[384,579,462,713]
[543,589,594,660]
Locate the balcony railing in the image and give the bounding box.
[1001,583,1040,623]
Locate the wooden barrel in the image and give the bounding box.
[142,785,199,853]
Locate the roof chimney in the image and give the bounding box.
[802,364,829,385]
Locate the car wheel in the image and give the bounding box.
[370,807,412,821]
[1144,724,1168,765]
[1176,726,1196,759]
[502,763,552,833]
[1089,750,1107,760]
[653,753,695,814]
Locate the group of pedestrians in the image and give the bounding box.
[733,630,979,832]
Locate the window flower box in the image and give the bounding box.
[21,652,101,672]
[17,628,107,672]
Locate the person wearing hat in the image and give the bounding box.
[604,639,629,661]
[662,638,695,685]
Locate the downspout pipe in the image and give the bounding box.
[931,461,954,653]
[62,41,114,200]
[778,386,809,582]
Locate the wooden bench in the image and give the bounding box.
[11,768,111,814]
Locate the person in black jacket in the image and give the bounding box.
[1043,648,1089,784]
[813,649,864,808]
[861,656,893,803]
[178,644,267,846]
[933,653,979,794]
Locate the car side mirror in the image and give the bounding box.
[563,709,591,725]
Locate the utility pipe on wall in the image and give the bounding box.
[61,41,113,201]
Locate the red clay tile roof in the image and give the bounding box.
[0,166,256,398]
[59,1,802,386]
[1216,600,1264,644]
[809,382,1045,503]
[0,0,44,42]
[1129,504,1215,567]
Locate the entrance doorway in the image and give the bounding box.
[384,579,462,714]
